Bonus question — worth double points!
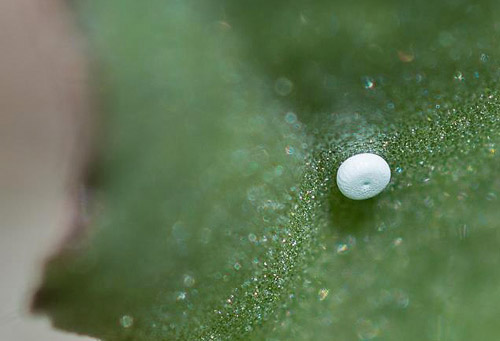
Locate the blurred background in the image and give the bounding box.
[0,1,92,340]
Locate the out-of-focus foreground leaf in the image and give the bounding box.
[34,1,500,340]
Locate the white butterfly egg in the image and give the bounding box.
[336,153,391,200]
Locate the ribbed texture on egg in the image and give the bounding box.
[336,153,391,200]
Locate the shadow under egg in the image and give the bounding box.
[327,188,379,236]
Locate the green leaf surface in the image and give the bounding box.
[35,1,500,340]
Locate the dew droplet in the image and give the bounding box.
[454,71,465,81]
[362,76,376,89]
[120,315,134,328]
[176,291,187,301]
[274,77,293,96]
[318,288,330,301]
[284,111,297,124]
[183,275,195,287]
[397,50,414,63]
[393,237,403,247]
[336,243,349,255]
[486,192,497,201]
[377,222,387,232]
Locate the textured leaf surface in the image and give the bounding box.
[35,1,500,340]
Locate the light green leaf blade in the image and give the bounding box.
[34,1,500,340]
